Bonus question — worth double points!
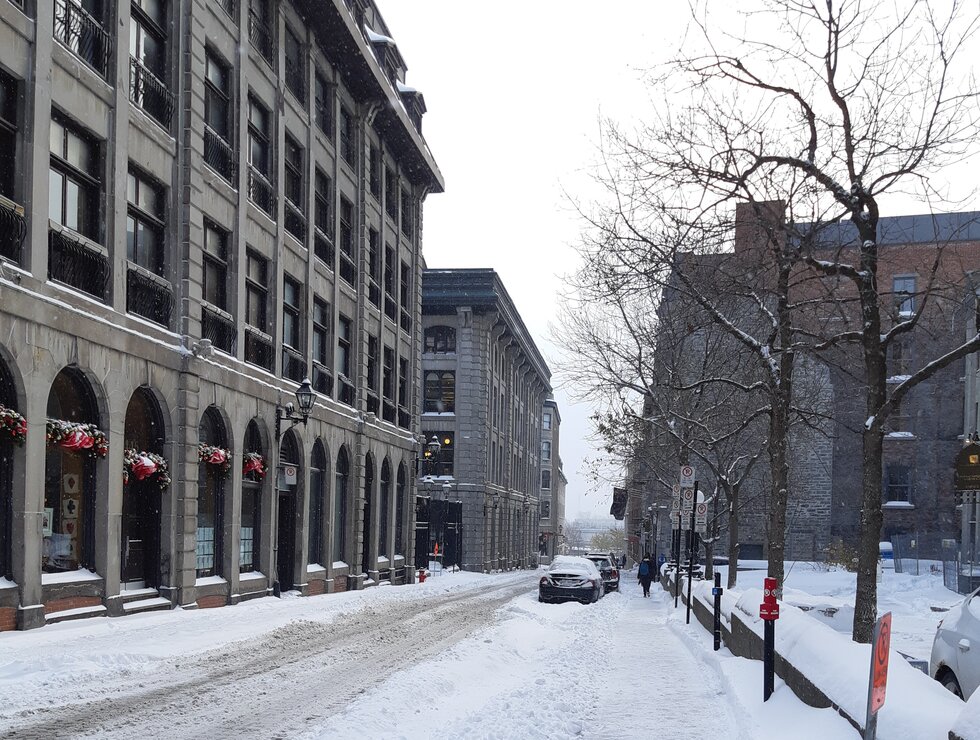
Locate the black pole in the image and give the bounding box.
[685,506,695,624]
[713,571,722,651]
[764,620,775,701]
[673,523,680,607]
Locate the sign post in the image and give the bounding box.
[864,612,892,740]
[759,576,780,701]
[685,484,698,624]
[712,571,724,650]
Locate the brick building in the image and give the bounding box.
[420,269,550,572]
[0,0,442,630]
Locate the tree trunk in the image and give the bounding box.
[767,393,791,587]
[728,483,740,589]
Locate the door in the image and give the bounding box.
[361,494,372,574]
[121,482,161,588]
[277,493,295,592]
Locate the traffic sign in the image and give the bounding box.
[670,498,680,513]
[671,511,681,530]
[694,502,708,533]
[680,486,696,512]
[870,612,892,714]
[679,465,695,487]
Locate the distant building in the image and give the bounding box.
[538,398,567,562]
[420,269,551,571]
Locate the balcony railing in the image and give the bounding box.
[282,345,306,383]
[248,12,277,69]
[48,227,109,302]
[337,377,355,407]
[248,167,276,217]
[202,303,236,354]
[126,265,174,328]
[314,231,334,270]
[339,253,357,287]
[284,200,306,243]
[54,0,112,79]
[204,127,237,184]
[0,195,27,264]
[284,55,306,105]
[244,326,273,371]
[312,362,333,396]
[130,57,175,130]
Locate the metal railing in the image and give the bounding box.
[54,0,112,79]
[0,195,27,264]
[248,167,276,217]
[281,345,306,383]
[284,200,306,243]
[244,326,273,370]
[126,266,174,328]
[130,57,175,130]
[48,227,109,301]
[314,231,334,269]
[204,127,236,184]
[202,304,236,354]
[248,12,276,69]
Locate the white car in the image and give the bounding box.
[930,586,980,699]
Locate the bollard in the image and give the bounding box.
[712,572,723,651]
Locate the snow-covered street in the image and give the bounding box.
[0,570,863,739]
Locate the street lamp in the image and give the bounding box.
[274,378,316,441]
[271,378,317,597]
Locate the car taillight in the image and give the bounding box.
[611,569,619,578]
[590,579,598,587]
[540,576,549,586]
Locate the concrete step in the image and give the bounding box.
[45,604,108,624]
[121,596,172,614]
[118,587,159,604]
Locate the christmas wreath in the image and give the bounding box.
[123,449,171,490]
[0,404,27,446]
[46,419,109,458]
[198,443,232,478]
[243,451,267,481]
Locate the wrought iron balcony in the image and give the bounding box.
[248,12,277,69]
[314,231,334,270]
[244,326,273,371]
[54,0,112,79]
[247,167,276,217]
[284,200,306,243]
[0,195,27,264]
[339,253,357,287]
[204,127,237,184]
[312,362,333,396]
[126,265,174,328]
[281,345,306,383]
[48,227,109,302]
[130,57,175,130]
[202,303,236,354]
[337,377,355,407]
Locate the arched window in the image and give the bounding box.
[44,368,101,573]
[240,420,263,573]
[379,460,391,559]
[309,441,327,566]
[361,453,374,573]
[197,406,227,578]
[333,447,349,563]
[395,463,406,555]
[121,387,165,588]
[423,371,455,413]
[424,325,456,353]
[0,358,18,581]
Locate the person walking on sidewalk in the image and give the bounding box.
[637,553,654,597]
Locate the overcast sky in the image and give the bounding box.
[374,1,696,521]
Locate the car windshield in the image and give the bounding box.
[588,558,608,567]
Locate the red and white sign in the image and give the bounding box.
[760,576,780,621]
[694,502,708,533]
[679,465,695,487]
[869,612,892,715]
[680,486,696,512]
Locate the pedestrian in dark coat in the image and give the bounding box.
[637,553,654,597]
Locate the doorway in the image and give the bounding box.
[276,492,295,592]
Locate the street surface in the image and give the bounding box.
[0,571,850,739]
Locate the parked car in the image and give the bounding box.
[585,552,620,593]
[539,556,604,604]
[930,586,980,699]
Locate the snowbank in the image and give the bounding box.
[951,689,980,740]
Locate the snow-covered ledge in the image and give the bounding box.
[41,568,101,586]
[883,501,916,510]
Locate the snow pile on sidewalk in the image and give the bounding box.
[951,689,980,740]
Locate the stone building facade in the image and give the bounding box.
[420,269,550,572]
[537,397,567,563]
[0,0,442,630]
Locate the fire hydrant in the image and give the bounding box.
[418,568,427,583]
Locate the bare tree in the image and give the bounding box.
[582,0,980,642]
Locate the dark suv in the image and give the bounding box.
[585,552,620,593]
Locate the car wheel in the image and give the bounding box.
[939,670,963,699]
